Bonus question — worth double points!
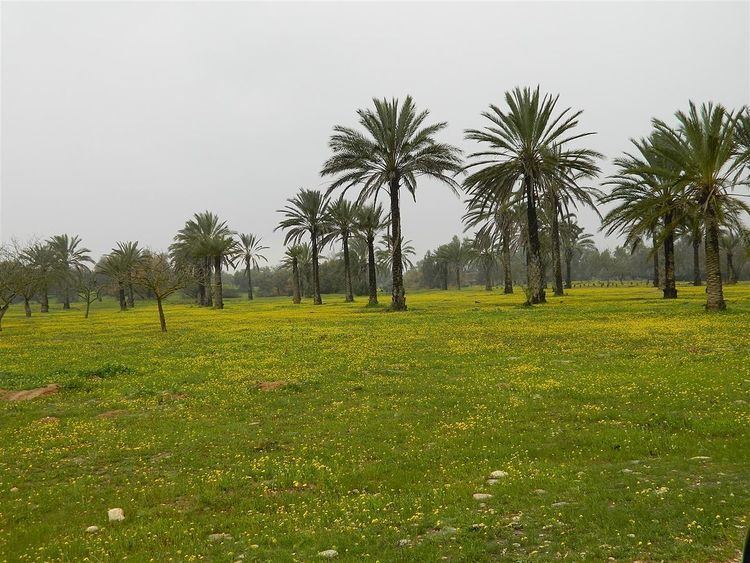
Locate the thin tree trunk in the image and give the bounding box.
[213,255,223,309]
[692,241,701,286]
[85,299,91,319]
[127,280,135,308]
[0,304,8,331]
[564,252,573,290]
[343,234,354,302]
[367,236,378,305]
[704,206,725,310]
[311,232,322,305]
[502,225,513,294]
[652,232,660,288]
[204,257,213,307]
[292,257,301,304]
[63,288,71,310]
[442,267,448,290]
[40,286,49,313]
[525,176,545,304]
[551,196,564,296]
[727,252,737,284]
[157,297,167,332]
[197,277,206,306]
[485,264,492,291]
[663,213,677,299]
[456,267,461,290]
[118,282,127,311]
[247,259,254,300]
[24,297,31,318]
[389,177,406,311]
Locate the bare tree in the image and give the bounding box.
[134,252,194,332]
[0,245,25,331]
[76,268,103,319]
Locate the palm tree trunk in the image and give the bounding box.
[118,282,127,311]
[662,214,677,299]
[442,267,448,290]
[292,257,301,304]
[157,297,167,331]
[63,287,71,310]
[85,299,91,319]
[389,177,407,310]
[485,264,492,291]
[204,258,213,307]
[127,280,135,308]
[692,241,701,286]
[524,176,545,304]
[24,297,32,318]
[652,232,660,288]
[727,252,737,284]
[213,255,224,309]
[197,277,206,306]
[564,250,573,290]
[502,226,513,294]
[456,267,461,290]
[704,206,726,310]
[343,234,354,302]
[551,197,564,296]
[40,286,49,313]
[367,236,378,305]
[311,232,322,305]
[245,258,254,300]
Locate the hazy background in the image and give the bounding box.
[2,1,749,263]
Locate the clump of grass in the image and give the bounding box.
[77,362,134,378]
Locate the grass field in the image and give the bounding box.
[1,285,749,561]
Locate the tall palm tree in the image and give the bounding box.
[464,87,600,305]
[110,241,144,307]
[281,245,304,304]
[441,235,475,290]
[560,217,595,289]
[719,223,748,284]
[650,102,749,310]
[276,189,330,305]
[678,209,704,286]
[601,134,684,299]
[47,234,93,309]
[321,96,463,311]
[236,234,268,300]
[355,203,386,305]
[173,211,236,309]
[98,249,131,311]
[376,235,415,276]
[21,242,55,312]
[471,232,499,291]
[323,197,359,302]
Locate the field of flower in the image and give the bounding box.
[1,285,749,561]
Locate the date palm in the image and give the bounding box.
[47,234,93,309]
[281,245,304,304]
[21,242,55,312]
[236,233,268,300]
[650,102,750,310]
[276,189,330,305]
[323,197,359,302]
[678,209,704,286]
[471,231,499,291]
[111,241,144,307]
[376,235,415,276]
[173,211,236,309]
[321,96,463,311]
[464,87,600,305]
[355,203,386,305]
[560,216,595,289]
[601,134,683,299]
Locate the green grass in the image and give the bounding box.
[1,285,749,561]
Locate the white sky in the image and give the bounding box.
[2,1,749,262]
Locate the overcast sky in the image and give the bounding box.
[2,1,749,263]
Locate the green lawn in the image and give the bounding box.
[1,285,748,561]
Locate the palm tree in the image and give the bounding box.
[376,235,415,276]
[21,242,55,312]
[324,197,359,302]
[173,212,236,309]
[98,250,130,311]
[719,224,748,284]
[471,232,499,291]
[321,96,463,311]
[601,134,684,299]
[356,203,386,305]
[47,234,93,309]
[276,189,330,305]
[560,217,596,289]
[110,241,144,307]
[650,102,750,310]
[281,245,304,304]
[236,233,268,300]
[441,235,475,290]
[464,88,600,305]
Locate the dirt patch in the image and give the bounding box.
[97,409,127,419]
[1,384,59,402]
[258,381,287,391]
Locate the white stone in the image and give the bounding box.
[489,470,508,479]
[486,479,499,485]
[208,533,233,541]
[318,549,338,558]
[397,539,412,547]
[107,508,125,522]
[690,456,711,460]
[473,493,492,501]
[86,525,99,533]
